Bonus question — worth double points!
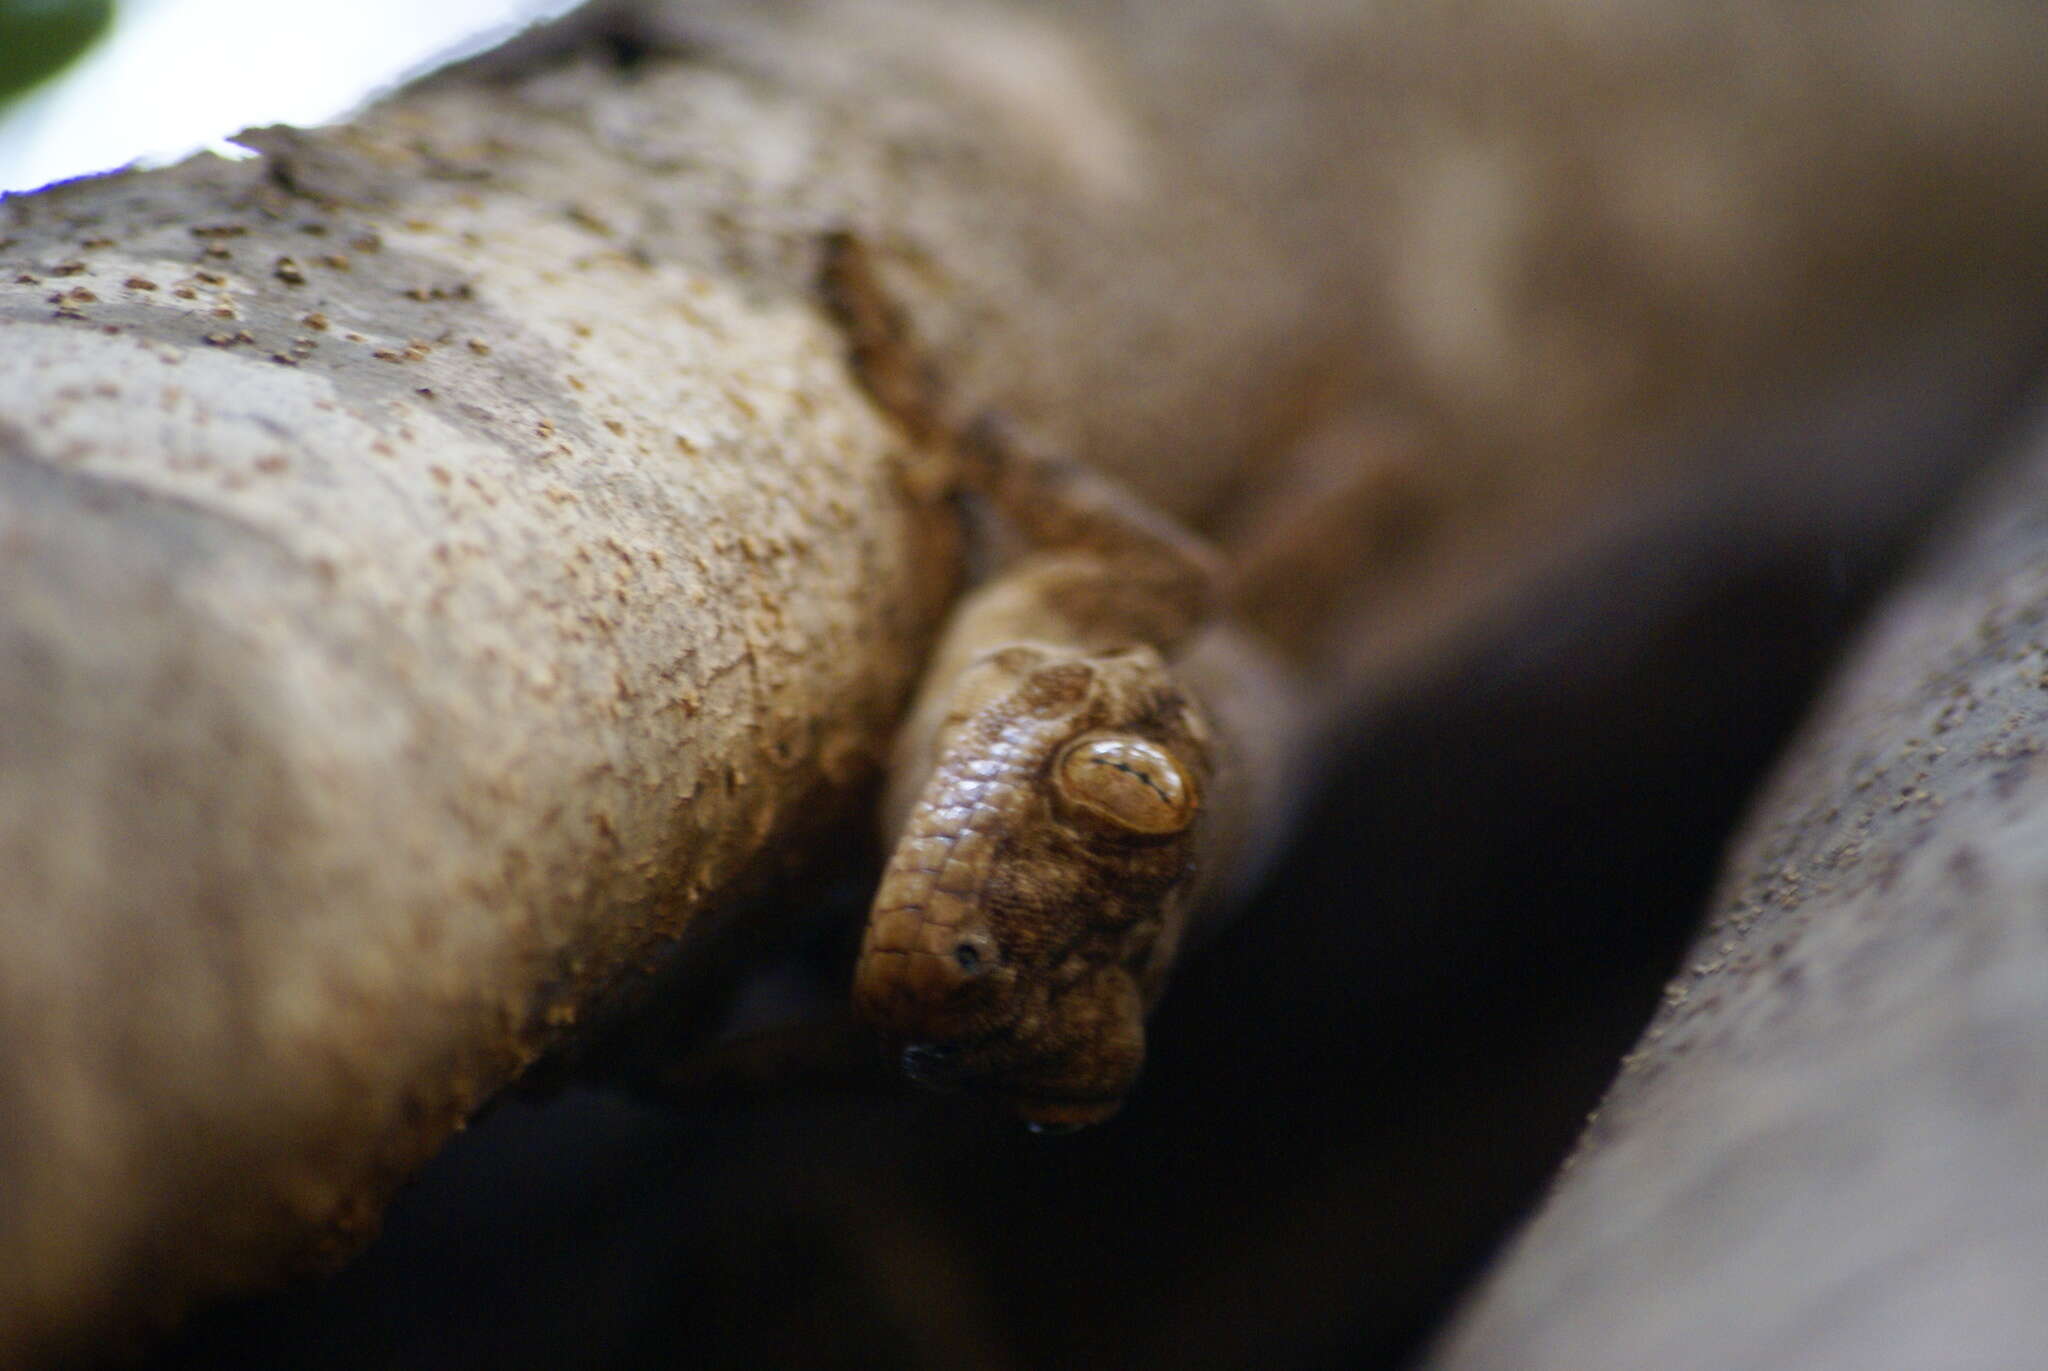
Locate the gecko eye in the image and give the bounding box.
[1053,735,1197,835]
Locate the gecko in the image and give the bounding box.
[452,12,1436,1136]
[821,232,1318,1131]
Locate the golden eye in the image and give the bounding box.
[1054,735,1196,835]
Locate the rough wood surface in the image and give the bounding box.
[3,0,2048,1364]
[1427,392,2048,1369]
[0,4,1349,1359]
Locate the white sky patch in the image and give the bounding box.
[0,0,580,193]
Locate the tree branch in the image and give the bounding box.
[1429,388,2048,1368]
[4,0,2048,1363]
[0,4,1357,1359]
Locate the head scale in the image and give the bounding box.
[854,644,1213,1130]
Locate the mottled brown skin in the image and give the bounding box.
[855,639,1217,1129]
[823,232,1297,1130]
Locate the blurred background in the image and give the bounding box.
[8,1,2044,1366]
[0,0,573,193]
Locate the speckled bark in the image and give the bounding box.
[4,0,2048,1364]
[1427,392,2048,1370]
[0,4,1339,1361]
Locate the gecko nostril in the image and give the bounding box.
[953,941,984,973]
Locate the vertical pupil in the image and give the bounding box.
[1058,736,1192,833]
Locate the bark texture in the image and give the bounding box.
[1,0,2046,1364]
[1428,392,2048,1370]
[0,4,1342,1359]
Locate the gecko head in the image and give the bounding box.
[853,643,1214,1131]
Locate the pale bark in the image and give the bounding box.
[2,0,2046,1364]
[1427,386,2048,1371]
[0,4,1329,1359]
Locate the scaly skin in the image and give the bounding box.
[855,637,1218,1130]
[822,230,1304,1130]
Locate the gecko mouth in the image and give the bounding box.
[891,1021,1018,1092]
[889,1017,1131,1117]
[895,1038,1127,1130]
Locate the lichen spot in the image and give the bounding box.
[1055,735,1196,835]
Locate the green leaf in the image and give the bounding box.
[0,0,115,105]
